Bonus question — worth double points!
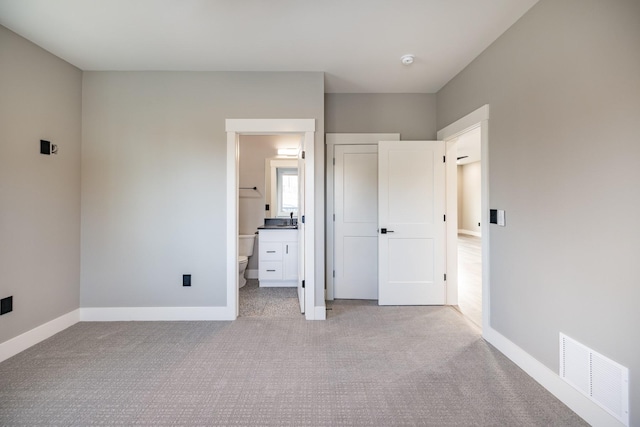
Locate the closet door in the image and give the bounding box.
[334,145,379,300]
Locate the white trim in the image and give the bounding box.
[437,105,490,141]
[79,306,235,321]
[484,326,625,427]
[245,269,259,280]
[314,306,327,320]
[0,309,79,363]
[325,133,400,300]
[302,131,317,319]
[458,229,481,237]
[226,130,239,319]
[445,138,459,305]
[325,133,401,145]
[226,119,318,320]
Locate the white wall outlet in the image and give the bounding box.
[497,210,506,226]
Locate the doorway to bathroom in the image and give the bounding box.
[237,134,303,318]
[225,119,318,320]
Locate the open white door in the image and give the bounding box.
[378,140,446,305]
[297,144,305,313]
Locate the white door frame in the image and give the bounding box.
[226,119,316,319]
[325,133,400,300]
[437,104,490,329]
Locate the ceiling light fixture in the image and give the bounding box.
[401,54,415,65]
[277,148,298,157]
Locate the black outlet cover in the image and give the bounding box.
[183,275,191,287]
[1,296,13,315]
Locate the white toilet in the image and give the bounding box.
[238,234,256,288]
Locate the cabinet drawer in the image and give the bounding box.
[260,242,282,261]
[259,262,283,280]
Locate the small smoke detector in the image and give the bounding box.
[401,54,415,65]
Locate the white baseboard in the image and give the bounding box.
[259,282,297,288]
[80,306,236,321]
[0,309,79,363]
[458,229,481,237]
[245,269,258,279]
[483,326,624,427]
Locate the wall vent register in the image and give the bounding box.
[559,333,629,426]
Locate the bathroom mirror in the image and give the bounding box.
[265,158,298,218]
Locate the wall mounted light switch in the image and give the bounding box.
[497,210,506,226]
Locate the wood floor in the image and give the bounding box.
[457,233,482,327]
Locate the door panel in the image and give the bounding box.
[334,145,378,300]
[378,140,445,305]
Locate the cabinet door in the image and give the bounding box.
[283,241,298,280]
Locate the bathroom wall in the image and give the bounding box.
[0,25,82,345]
[437,0,640,423]
[81,71,324,308]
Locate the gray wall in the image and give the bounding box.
[0,26,82,344]
[81,72,324,308]
[325,93,437,140]
[437,0,640,423]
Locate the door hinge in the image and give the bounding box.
[443,155,446,163]
[333,157,335,165]
[444,214,446,221]
[302,215,305,224]
[302,280,305,288]
[333,213,335,221]
[444,274,447,281]
[302,151,305,159]
[333,270,335,278]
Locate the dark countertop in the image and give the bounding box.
[257,225,298,230]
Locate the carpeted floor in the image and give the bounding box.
[0,301,587,426]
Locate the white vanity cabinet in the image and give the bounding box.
[258,229,298,287]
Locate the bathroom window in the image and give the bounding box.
[276,167,298,217]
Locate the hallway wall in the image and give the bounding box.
[437,1,640,423]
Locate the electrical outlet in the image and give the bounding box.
[1,296,13,315]
[183,275,191,287]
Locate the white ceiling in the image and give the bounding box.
[0,0,538,93]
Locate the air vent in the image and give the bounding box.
[559,333,629,426]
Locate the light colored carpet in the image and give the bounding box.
[0,302,587,426]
